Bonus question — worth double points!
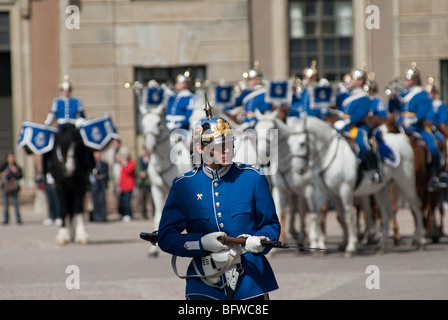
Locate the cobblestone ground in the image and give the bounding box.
[1,190,448,300]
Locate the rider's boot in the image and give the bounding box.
[364,151,382,184]
[428,154,441,192]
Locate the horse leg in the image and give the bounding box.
[55,191,70,245]
[271,186,286,243]
[360,196,380,245]
[56,219,71,246]
[374,187,393,254]
[297,184,314,247]
[388,185,402,246]
[296,195,307,247]
[288,193,299,241]
[339,186,357,256]
[309,187,328,252]
[74,212,89,245]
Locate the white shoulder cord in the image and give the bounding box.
[170,245,241,289]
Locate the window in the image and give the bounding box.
[289,0,353,81]
[133,66,206,134]
[0,12,10,51]
[441,60,448,102]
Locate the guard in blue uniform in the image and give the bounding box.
[166,71,195,132]
[334,66,382,183]
[44,75,86,127]
[157,97,281,300]
[426,77,448,141]
[289,61,328,120]
[396,63,442,191]
[240,61,273,129]
[335,73,352,110]
[365,72,387,126]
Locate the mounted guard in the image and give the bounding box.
[17,75,118,245]
[393,63,443,191]
[334,65,383,184]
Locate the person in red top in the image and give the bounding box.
[117,147,136,222]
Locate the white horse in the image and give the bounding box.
[289,117,426,255]
[254,111,318,245]
[141,104,192,256]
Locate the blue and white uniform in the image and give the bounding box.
[241,86,272,128]
[396,86,438,157]
[45,97,85,126]
[157,162,281,300]
[338,88,372,157]
[166,89,195,131]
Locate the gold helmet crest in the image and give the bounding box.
[193,94,234,146]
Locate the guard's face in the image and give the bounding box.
[196,141,234,168]
[405,78,418,88]
[62,89,71,97]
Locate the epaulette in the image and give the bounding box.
[173,166,199,183]
[234,162,262,174]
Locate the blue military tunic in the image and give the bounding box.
[289,87,327,119]
[166,89,195,131]
[47,97,85,125]
[339,88,372,156]
[222,89,252,114]
[157,162,281,300]
[242,86,273,128]
[396,86,438,156]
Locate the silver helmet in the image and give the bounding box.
[243,60,263,80]
[303,60,319,80]
[351,63,367,81]
[405,62,421,81]
[192,94,234,146]
[58,74,72,92]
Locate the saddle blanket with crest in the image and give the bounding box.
[18,114,119,155]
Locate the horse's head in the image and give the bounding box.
[385,78,404,99]
[289,118,310,175]
[53,123,80,178]
[141,104,169,154]
[254,109,289,167]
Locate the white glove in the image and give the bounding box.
[201,232,229,253]
[244,235,269,253]
[44,113,55,126]
[75,117,86,128]
[402,117,417,128]
[334,118,350,131]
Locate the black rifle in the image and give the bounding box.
[139,231,337,252]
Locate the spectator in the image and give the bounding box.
[136,147,152,220]
[89,151,109,222]
[1,151,23,225]
[104,138,122,215]
[42,172,62,226]
[117,147,136,222]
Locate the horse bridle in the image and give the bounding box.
[290,118,338,174]
[142,110,178,189]
[256,118,297,194]
[142,110,171,146]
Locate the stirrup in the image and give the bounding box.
[428,177,440,192]
[371,172,381,183]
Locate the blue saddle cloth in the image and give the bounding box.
[79,114,119,150]
[18,114,119,154]
[373,130,400,168]
[17,122,58,155]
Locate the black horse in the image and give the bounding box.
[44,123,95,245]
